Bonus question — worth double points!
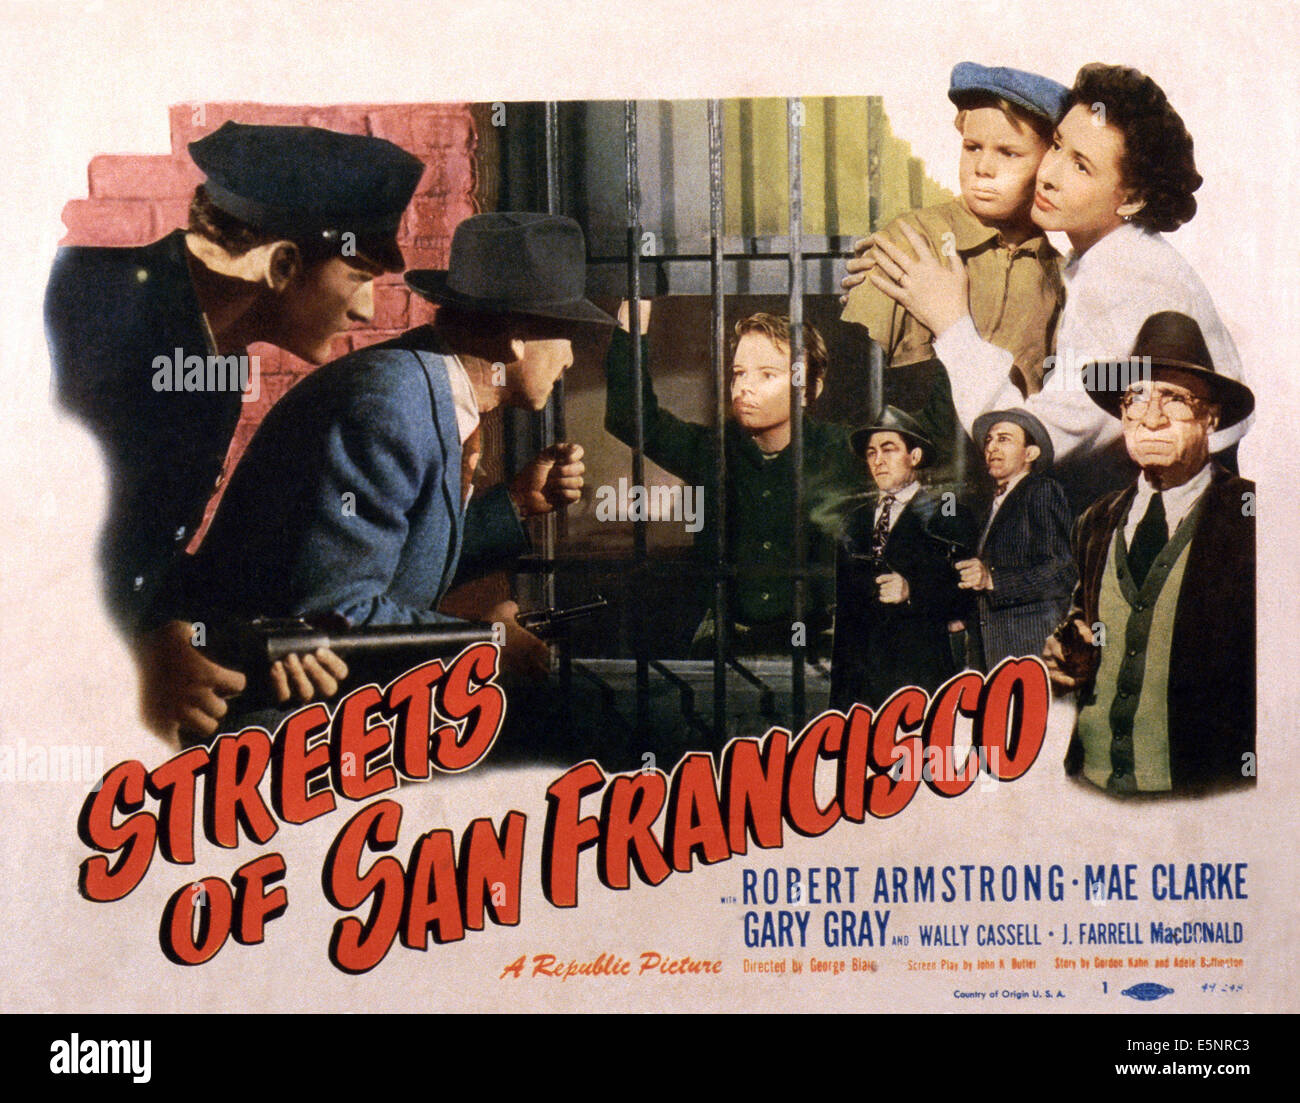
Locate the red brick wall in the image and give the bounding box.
[59,101,479,542]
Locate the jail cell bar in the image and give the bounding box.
[528,99,826,741]
[530,98,949,743]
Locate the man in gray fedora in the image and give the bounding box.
[172,212,614,735]
[957,408,1075,671]
[830,406,976,711]
[1044,311,1255,796]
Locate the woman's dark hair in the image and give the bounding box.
[1068,64,1202,231]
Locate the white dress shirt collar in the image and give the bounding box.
[990,468,1030,511]
[1123,463,1214,543]
[443,352,482,445]
[874,479,921,530]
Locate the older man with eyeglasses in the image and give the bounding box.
[1043,312,1256,797]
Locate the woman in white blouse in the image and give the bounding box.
[861,63,1250,509]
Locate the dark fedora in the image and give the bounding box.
[850,405,937,466]
[972,408,1055,468]
[1082,311,1255,427]
[406,212,615,327]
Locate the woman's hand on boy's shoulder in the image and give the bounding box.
[839,235,877,303]
[839,219,928,304]
[867,222,970,337]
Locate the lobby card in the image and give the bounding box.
[1,0,1296,1028]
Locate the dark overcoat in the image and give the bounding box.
[973,471,1076,668]
[45,231,242,634]
[830,488,975,710]
[1061,464,1255,790]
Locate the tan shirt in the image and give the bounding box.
[841,199,1063,394]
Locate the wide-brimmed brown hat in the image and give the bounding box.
[1082,311,1255,427]
[405,212,615,327]
[849,405,937,466]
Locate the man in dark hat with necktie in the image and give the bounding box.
[830,406,976,711]
[957,408,1074,670]
[173,213,612,740]
[1044,311,1256,795]
[46,121,425,742]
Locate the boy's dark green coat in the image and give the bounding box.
[604,328,870,641]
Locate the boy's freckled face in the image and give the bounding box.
[958,106,1048,227]
[730,332,793,436]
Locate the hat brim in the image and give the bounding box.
[357,235,406,275]
[406,269,616,327]
[971,410,1055,469]
[1083,357,1256,428]
[948,87,1057,126]
[850,426,936,467]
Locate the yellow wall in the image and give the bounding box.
[724,96,952,238]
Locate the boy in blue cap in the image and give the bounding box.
[46,121,424,743]
[841,63,1069,458]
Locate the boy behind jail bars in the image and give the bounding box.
[604,302,868,658]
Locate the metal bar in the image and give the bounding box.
[513,554,836,583]
[542,100,564,688]
[540,99,561,564]
[544,101,561,216]
[650,659,712,741]
[787,97,806,729]
[725,656,778,720]
[708,98,728,747]
[869,333,884,417]
[867,96,883,233]
[625,99,649,736]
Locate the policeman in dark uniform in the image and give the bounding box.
[45,121,423,742]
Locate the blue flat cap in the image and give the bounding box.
[948,62,1069,126]
[188,121,423,271]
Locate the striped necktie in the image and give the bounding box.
[871,494,896,558]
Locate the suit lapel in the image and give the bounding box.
[414,349,466,593]
[980,473,1033,555]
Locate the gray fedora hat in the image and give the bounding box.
[849,405,937,467]
[405,212,615,327]
[972,408,1055,468]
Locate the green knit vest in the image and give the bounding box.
[1076,495,1206,793]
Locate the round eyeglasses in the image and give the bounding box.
[1120,387,1206,421]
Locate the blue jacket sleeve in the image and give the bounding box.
[289,364,465,627]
